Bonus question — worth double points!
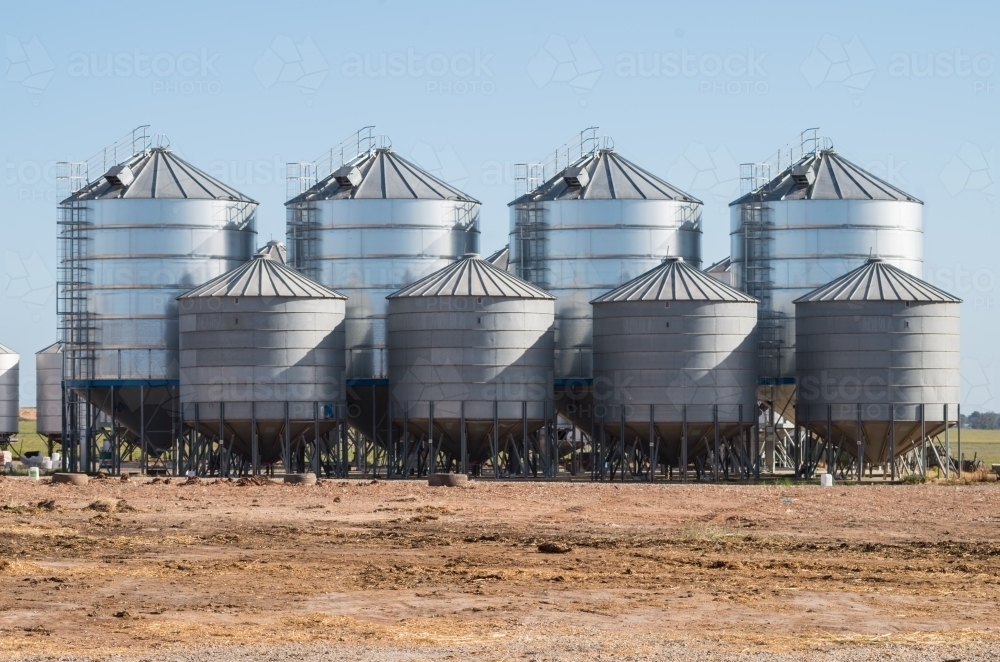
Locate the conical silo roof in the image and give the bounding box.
[510,149,702,204]
[63,147,256,203]
[591,257,757,303]
[36,341,62,355]
[484,245,509,271]
[730,149,921,205]
[255,240,287,264]
[0,343,16,354]
[178,254,346,300]
[286,147,479,203]
[388,255,554,299]
[794,258,960,303]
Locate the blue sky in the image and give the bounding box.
[2,0,997,409]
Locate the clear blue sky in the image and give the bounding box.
[3,0,997,409]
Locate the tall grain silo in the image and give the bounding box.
[35,342,63,451]
[285,130,480,445]
[387,254,555,475]
[58,129,257,471]
[508,130,702,430]
[178,252,347,473]
[0,344,19,443]
[591,258,758,479]
[730,131,923,422]
[795,258,960,474]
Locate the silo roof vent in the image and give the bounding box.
[104,165,135,187]
[791,161,815,188]
[333,165,362,188]
[562,166,590,189]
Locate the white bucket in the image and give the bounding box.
[1,451,11,465]
[41,457,53,471]
[28,467,40,480]
[51,452,61,464]
[820,473,834,487]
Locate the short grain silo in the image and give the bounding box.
[795,258,960,473]
[0,344,19,443]
[58,129,256,469]
[177,253,347,472]
[387,254,554,474]
[35,342,63,450]
[286,130,480,446]
[591,258,758,477]
[508,131,702,431]
[730,133,923,420]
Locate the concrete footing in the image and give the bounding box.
[428,473,468,487]
[283,473,318,485]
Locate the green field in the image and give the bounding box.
[10,419,50,457]
[954,428,1000,467]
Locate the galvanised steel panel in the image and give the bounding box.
[0,348,19,435]
[179,296,346,405]
[510,199,702,381]
[178,294,346,461]
[387,293,554,462]
[82,197,256,381]
[35,343,63,437]
[796,298,960,462]
[730,198,923,379]
[301,197,479,379]
[592,299,757,431]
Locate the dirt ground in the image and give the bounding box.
[1,476,999,661]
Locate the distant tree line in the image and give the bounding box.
[961,411,1000,429]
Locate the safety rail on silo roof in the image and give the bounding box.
[739,128,832,196]
[541,127,601,183]
[215,200,256,231]
[512,127,610,197]
[76,125,153,187]
[308,126,378,183]
[451,200,479,232]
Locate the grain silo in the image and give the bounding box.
[0,344,19,444]
[508,130,702,431]
[729,131,923,424]
[177,251,347,474]
[35,342,63,452]
[58,130,256,472]
[286,129,480,447]
[387,254,555,475]
[795,258,960,476]
[591,258,758,479]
